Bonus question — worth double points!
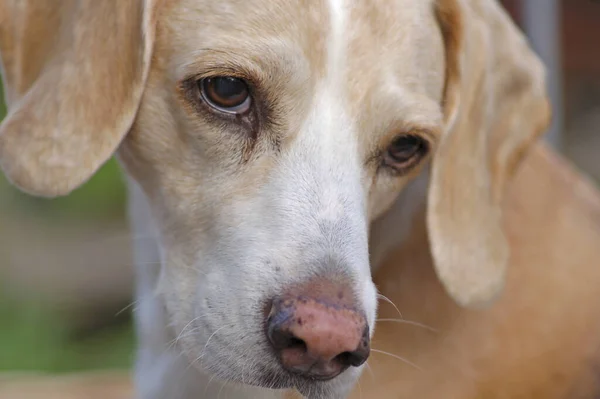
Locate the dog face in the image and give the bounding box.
[0,0,549,397]
[117,1,445,394]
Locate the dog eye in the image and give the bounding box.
[384,135,429,171]
[199,76,251,114]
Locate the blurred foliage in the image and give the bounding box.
[0,83,4,118]
[0,299,134,372]
[0,81,134,373]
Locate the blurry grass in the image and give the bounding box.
[0,299,134,372]
[0,81,134,373]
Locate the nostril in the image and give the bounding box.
[267,316,309,354]
[268,327,308,352]
[288,337,307,352]
[335,349,369,368]
[333,327,370,368]
[334,351,353,366]
[268,326,292,350]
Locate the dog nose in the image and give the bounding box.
[266,290,370,380]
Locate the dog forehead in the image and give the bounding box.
[346,0,444,93]
[157,0,441,78]
[156,0,330,78]
[153,0,445,153]
[344,0,445,137]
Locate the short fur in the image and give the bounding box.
[2,0,592,398]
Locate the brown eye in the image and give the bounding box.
[384,135,429,171]
[199,76,251,114]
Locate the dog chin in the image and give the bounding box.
[262,372,349,399]
[218,368,341,398]
[294,381,337,399]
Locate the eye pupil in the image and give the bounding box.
[390,136,421,160]
[386,135,428,169]
[200,76,251,112]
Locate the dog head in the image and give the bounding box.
[0,0,549,396]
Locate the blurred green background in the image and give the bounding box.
[0,79,135,374]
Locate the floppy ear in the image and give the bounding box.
[0,0,158,197]
[428,0,551,308]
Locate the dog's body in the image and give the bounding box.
[2,0,599,398]
[355,143,600,399]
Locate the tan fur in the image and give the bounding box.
[427,0,551,308]
[0,0,597,398]
[349,143,600,399]
[0,0,158,197]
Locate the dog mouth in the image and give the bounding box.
[247,369,335,397]
[186,273,372,396]
[185,332,337,394]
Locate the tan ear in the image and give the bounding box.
[428,0,551,308]
[0,0,158,197]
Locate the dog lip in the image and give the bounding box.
[237,363,336,390]
[287,367,345,381]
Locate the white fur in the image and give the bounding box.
[130,0,382,397]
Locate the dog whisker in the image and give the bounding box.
[171,314,211,348]
[357,378,363,399]
[168,317,248,369]
[371,348,422,371]
[166,326,205,348]
[364,361,375,380]
[217,378,228,399]
[204,371,219,396]
[115,299,139,317]
[186,324,231,372]
[377,293,403,319]
[376,318,439,333]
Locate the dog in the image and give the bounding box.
[3,0,590,398]
[2,142,600,399]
